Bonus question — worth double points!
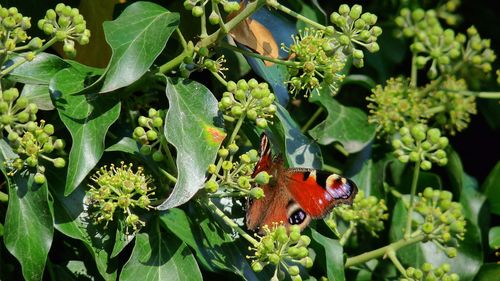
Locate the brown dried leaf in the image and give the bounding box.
[229,15,279,66]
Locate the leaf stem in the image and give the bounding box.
[344,234,424,268]
[159,168,178,184]
[339,221,356,246]
[301,107,324,132]
[219,41,297,67]
[175,28,187,49]
[443,89,500,99]
[158,41,194,74]
[211,71,228,87]
[387,249,407,275]
[267,1,326,31]
[204,198,259,246]
[410,54,417,88]
[405,160,420,239]
[197,0,267,48]
[424,105,446,116]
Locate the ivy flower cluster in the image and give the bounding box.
[283,28,346,96]
[248,224,313,281]
[86,162,155,233]
[0,5,40,59]
[401,262,459,281]
[132,108,166,162]
[413,187,466,257]
[219,79,277,128]
[392,125,449,170]
[331,190,389,237]
[281,4,382,96]
[367,77,430,135]
[6,120,66,184]
[37,3,91,57]
[205,146,267,200]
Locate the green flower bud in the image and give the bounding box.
[300,257,313,268]
[422,262,433,272]
[422,222,434,234]
[446,247,457,258]
[34,173,46,184]
[146,130,158,141]
[254,171,270,185]
[256,118,268,129]
[247,109,258,120]
[421,160,432,170]
[54,157,66,168]
[218,148,229,158]
[249,187,264,199]
[288,265,300,276]
[251,261,264,272]
[231,105,243,117]
[409,151,420,162]
[438,137,449,148]
[152,150,165,162]
[221,160,233,171]
[338,4,350,15]
[205,179,218,193]
[17,112,30,123]
[133,127,146,138]
[238,176,251,189]
[126,214,139,226]
[54,139,65,150]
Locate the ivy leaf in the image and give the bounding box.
[49,169,117,281]
[481,161,500,215]
[7,52,71,84]
[50,63,121,195]
[489,226,500,249]
[105,137,140,154]
[272,103,323,169]
[21,84,54,111]
[120,220,202,281]
[156,77,225,210]
[311,229,345,281]
[159,205,264,280]
[0,141,54,281]
[309,89,376,153]
[100,2,179,93]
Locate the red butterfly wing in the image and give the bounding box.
[285,169,358,218]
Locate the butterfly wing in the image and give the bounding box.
[284,169,358,219]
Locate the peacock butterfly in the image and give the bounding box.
[246,134,358,233]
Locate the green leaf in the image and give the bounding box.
[272,103,323,169]
[100,2,179,93]
[105,137,140,154]
[309,89,376,153]
[120,220,202,281]
[159,205,263,280]
[446,148,464,195]
[343,74,377,90]
[473,263,500,281]
[489,226,500,249]
[21,84,54,111]
[481,161,500,215]
[157,77,225,210]
[50,169,117,281]
[0,140,54,281]
[7,52,71,84]
[311,229,345,281]
[50,63,121,195]
[245,56,290,105]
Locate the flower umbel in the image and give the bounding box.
[86,162,155,233]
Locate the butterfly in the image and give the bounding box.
[245,134,358,233]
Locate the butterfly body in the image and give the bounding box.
[246,134,358,233]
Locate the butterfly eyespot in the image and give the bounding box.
[288,208,307,225]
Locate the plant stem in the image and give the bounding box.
[410,53,417,88]
[444,89,500,99]
[158,41,194,74]
[344,234,424,267]
[301,107,323,132]
[339,221,356,246]
[228,113,246,146]
[267,1,326,31]
[205,198,259,246]
[424,105,446,116]
[159,168,178,184]
[175,28,187,49]
[405,160,421,239]
[197,0,267,49]
[0,191,8,202]
[219,41,297,67]
[387,250,407,275]
[322,164,342,174]
[211,71,228,87]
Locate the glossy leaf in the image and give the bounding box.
[272,103,323,169]
[309,89,376,153]
[473,263,500,281]
[0,141,54,281]
[489,227,500,249]
[159,205,262,280]
[481,161,500,215]
[105,137,140,154]
[100,2,179,92]
[50,169,117,281]
[120,221,202,281]
[157,77,225,210]
[7,52,71,84]
[20,84,54,111]
[311,229,345,281]
[246,57,290,105]
[50,64,121,195]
